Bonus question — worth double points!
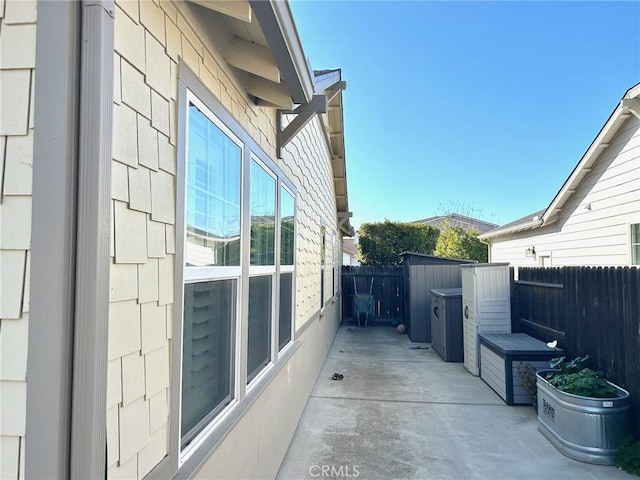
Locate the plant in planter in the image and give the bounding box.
[516,362,538,409]
[543,355,617,398]
[536,355,631,465]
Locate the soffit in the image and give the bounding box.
[185,0,311,109]
[314,69,353,236]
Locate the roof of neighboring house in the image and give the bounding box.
[479,82,640,241]
[414,213,498,233]
[478,209,546,239]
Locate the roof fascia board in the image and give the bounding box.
[313,70,341,93]
[317,76,353,236]
[478,218,543,240]
[249,0,313,104]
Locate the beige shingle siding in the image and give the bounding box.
[281,116,339,324]
[109,1,175,476]
[0,1,36,477]
[108,1,342,476]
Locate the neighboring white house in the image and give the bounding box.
[0,1,353,479]
[479,83,640,268]
[342,237,359,266]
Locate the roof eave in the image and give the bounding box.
[249,0,314,105]
[478,219,544,240]
[313,70,353,237]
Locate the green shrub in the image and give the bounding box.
[616,435,640,476]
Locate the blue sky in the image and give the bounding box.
[289,0,640,232]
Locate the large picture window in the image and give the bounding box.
[280,188,295,266]
[250,160,276,266]
[182,100,243,448]
[178,84,297,454]
[181,280,236,446]
[279,187,295,349]
[247,275,273,382]
[279,272,293,349]
[186,106,241,267]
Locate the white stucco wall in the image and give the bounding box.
[489,115,640,268]
[0,1,37,478]
[108,1,342,478]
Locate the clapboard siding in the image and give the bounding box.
[489,115,640,268]
[480,344,506,400]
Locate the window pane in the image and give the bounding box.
[186,105,241,267]
[632,224,640,265]
[280,188,295,265]
[279,272,293,349]
[247,275,272,382]
[250,161,276,265]
[182,280,236,445]
[632,224,640,244]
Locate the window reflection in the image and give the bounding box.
[186,105,241,266]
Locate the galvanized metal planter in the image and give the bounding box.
[536,369,631,465]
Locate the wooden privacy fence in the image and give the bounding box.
[341,266,405,325]
[512,266,640,437]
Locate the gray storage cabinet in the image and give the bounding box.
[479,333,564,405]
[430,288,463,362]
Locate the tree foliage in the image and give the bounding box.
[357,220,439,266]
[434,222,488,263]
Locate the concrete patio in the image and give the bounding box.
[276,326,629,479]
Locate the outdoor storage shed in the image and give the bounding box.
[401,253,474,342]
[430,288,463,362]
[461,263,511,375]
[479,333,563,405]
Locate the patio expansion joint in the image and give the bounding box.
[326,356,440,364]
[309,394,506,407]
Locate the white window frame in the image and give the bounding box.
[631,223,640,265]
[179,90,245,461]
[247,156,278,388]
[167,65,300,477]
[278,185,296,351]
